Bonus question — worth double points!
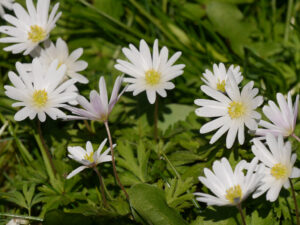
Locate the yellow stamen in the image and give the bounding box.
[84,152,94,163]
[225,185,242,204]
[228,101,246,119]
[145,69,161,86]
[216,79,226,92]
[33,90,48,108]
[271,163,287,180]
[28,25,46,43]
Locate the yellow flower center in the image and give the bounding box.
[84,152,94,163]
[145,69,161,86]
[216,79,226,92]
[28,25,46,43]
[228,101,246,119]
[33,90,48,108]
[271,163,287,180]
[225,185,242,204]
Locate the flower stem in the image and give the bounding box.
[0,213,43,222]
[154,99,159,142]
[284,0,294,44]
[104,121,129,200]
[289,178,300,225]
[93,167,108,208]
[292,133,300,143]
[237,203,247,225]
[37,121,56,174]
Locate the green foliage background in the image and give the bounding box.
[0,0,300,224]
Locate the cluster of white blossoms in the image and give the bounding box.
[1,0,299,222]
[1,0,185,197]
[195,63,300,208]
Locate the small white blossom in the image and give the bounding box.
[5,58,77,122]
[195,157,262,206]
[67,139,113,179]
[252,134,300,202]
[115,39,185,104]
[65,76,126,122]
[195,73,263,148]
[0,0,61,55]
[202,63,243,93]
[256,92,299,137]
[39,38,88,84]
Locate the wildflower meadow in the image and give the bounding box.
[0,0,299,225]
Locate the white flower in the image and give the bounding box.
[4,58,77,122]
[67,139,113,179]
[114,39,185,104]
[195,74,263,148]
[252,134,300,202]
[0,0,61,55]
[6,218,28,225]
[195,157,262,206]
[39,38,88,84]
[0,0,14,17]
[65,76,126,122]
[202,63,243,92]
[256,92,299,137]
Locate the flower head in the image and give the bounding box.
[0,0,61,55]
[114,39,185,104]
[195,157,262,206]
[5,58,77,122]
[65,76,126,122]
[66,139,113,179]
[202,63,243,93]
[252,134,300,202]
[39,38,88,84]
[256,92,299,137]
[195,73,263,148]
[0,0,14,17]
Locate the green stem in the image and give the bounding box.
[292,133,300,143]
[289,178,300,225]
[93,167,108,208]
[34,121,56,182]
[0,213,43,222]
[154,99,159,142]
[104,121,129,200]
[237,203,247,225]
[284,0,294,44]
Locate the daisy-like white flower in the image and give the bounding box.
[5,58,77,122]
[202,63,243,93]
[0,0,61,55]
[252,134,300,202]
[67,139,114,179]
[39,38,88,84]
[195,157,262,206]
[65,76,126,122]
[195,74,263,148]
[256,92,299,138]
[0,0,14,17]
[114,39,185,104]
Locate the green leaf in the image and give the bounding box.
[158,104,195,133]
[164,178,195,210]
[117,140,151,184]
[43,210,139,225]
[128,183,189,225]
